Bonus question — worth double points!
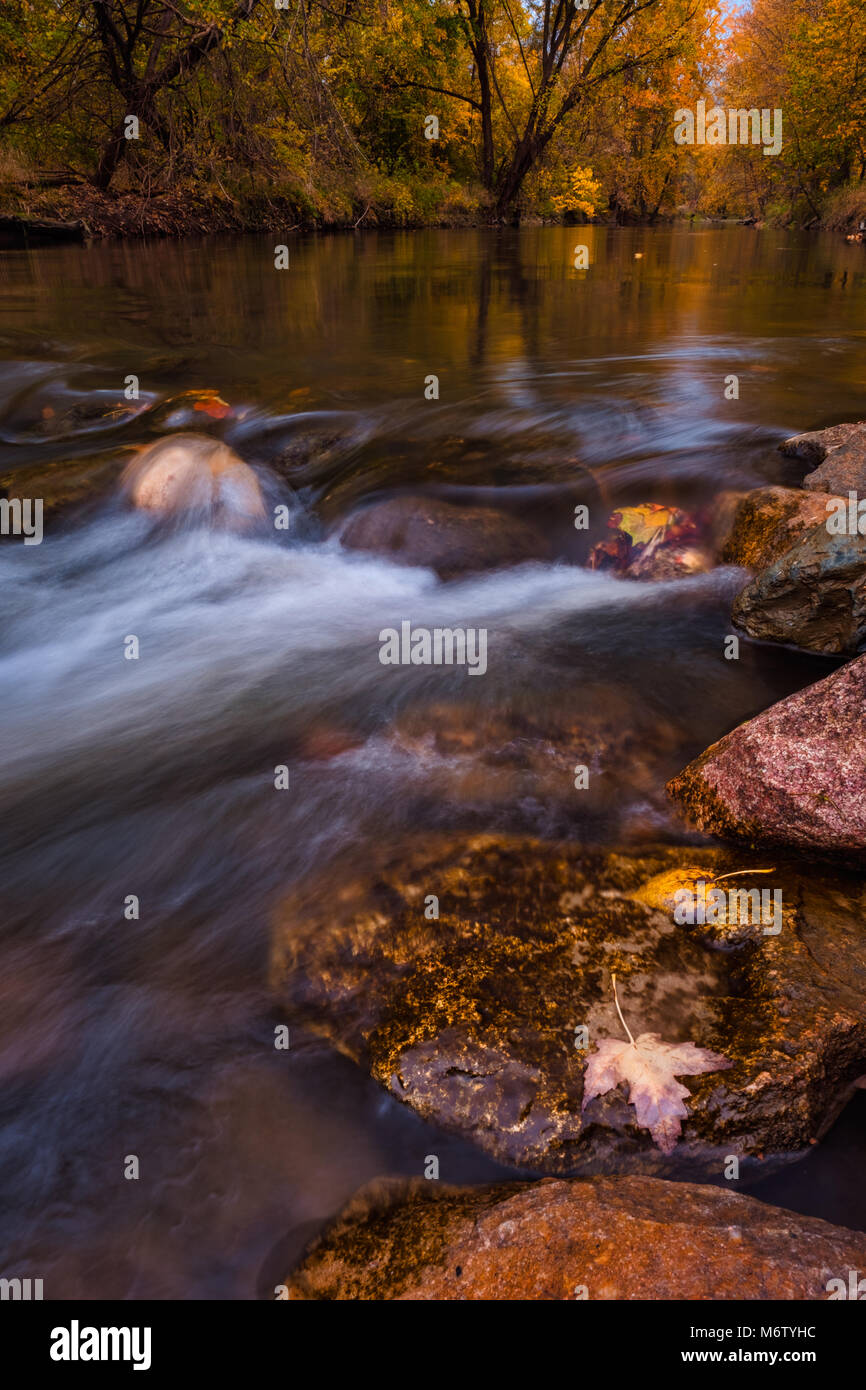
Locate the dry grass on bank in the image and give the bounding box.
[821,183,866,233]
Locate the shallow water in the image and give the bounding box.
[1,226,865,1298]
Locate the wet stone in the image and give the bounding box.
[271,835,866,1178]
[283,1173,866,1301]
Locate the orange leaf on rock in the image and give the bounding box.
[587,532,633,571]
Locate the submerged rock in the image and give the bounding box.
[121,433,265,523]
[333,494,550,578]
[626,545,711,581]
[731,521,866,654]
[386,689,681,832]
[283,1175,866,1300]
[719,486,836,570]
[0,452,128,528]
[273,426,354,476]
[271,835,866,1175]
[667,656,866,861]
[780,421,866,494]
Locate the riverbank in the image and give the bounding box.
[3,171,865,243]
[0,178,482,241]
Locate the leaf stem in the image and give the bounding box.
[611,972,635,1046]
[715,868,775,881]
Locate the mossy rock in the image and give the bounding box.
[0,451,130,530]
[719,486,835,570]
[283,1174,866,1300]
[271,835,866,1177]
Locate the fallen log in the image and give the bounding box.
[0,215,86,246]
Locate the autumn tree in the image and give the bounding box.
[453,0,712,217]
[722,0,866,221]
[83,1,266,188]
[0,3,92,138]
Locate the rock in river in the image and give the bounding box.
[271,835,866,1175]
[121,433,265,523]
[731,517,866,655]
[0,452,128,529]
[284,1174,866,1300]
[719,486,836,571]
[333,494,550,578]
[386,688,682,833]
[780,421,866,494]
[667,655,866,861]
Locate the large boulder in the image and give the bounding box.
[667,656,866,861]
[283,1175,866,1301]
[731,521,866,654]
[271,835,866,1176]
[121,433,265,523]
[780,421,866,494]
[333,494,550,579]
[719,486,837,570]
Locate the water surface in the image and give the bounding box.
[1,226,865,1298]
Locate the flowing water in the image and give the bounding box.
[1,226,865,1298]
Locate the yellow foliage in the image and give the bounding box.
[551,167,602,219]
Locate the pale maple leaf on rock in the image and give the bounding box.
[581,976,732,1154]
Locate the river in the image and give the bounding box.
[1,225,865,1298]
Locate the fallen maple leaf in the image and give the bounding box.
[609,503,683,547]
[588,503,700,573]
[587,531,633,571]
[581,974,731,1153]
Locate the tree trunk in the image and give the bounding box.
[477,58,494,190]
[649,169,672,223]
[494,133,543,219]
[93,115,131,190]
[89,1,261,190]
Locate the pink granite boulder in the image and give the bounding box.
[667,656,866,862]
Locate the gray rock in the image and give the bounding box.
[780,421,866,494]
[333,494,550,578]
[732,520,866,654]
